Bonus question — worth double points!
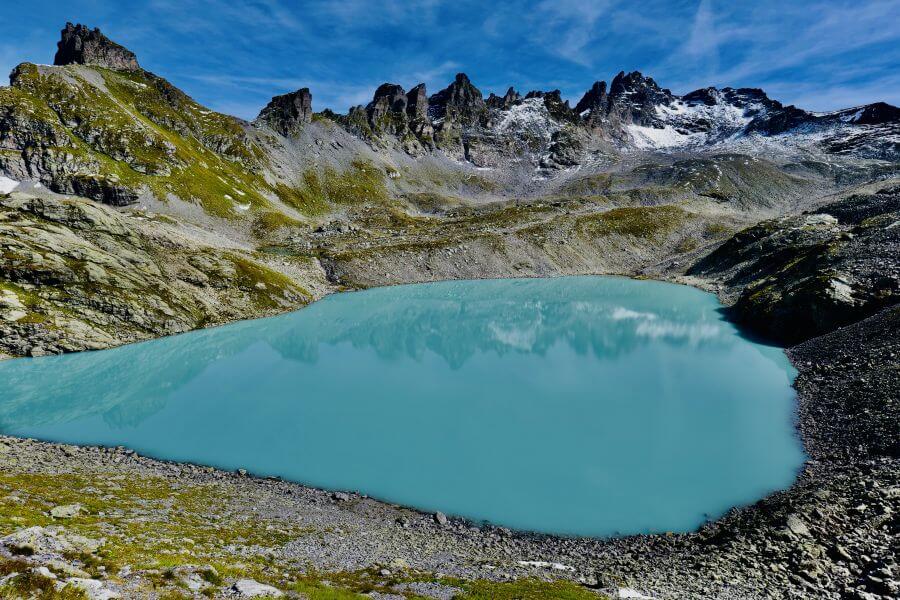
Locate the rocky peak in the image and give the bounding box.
[256,88,313,136]
[366,83,410,135]
[406,84,429,121]
[574,81,609,117]
[487,87,522,110]
[428,73,486,125]
[843,102,900,125]
[609,71,670,101]
[607,71,673,126]
[370,84,408,112]
[53,22,140,72]
[680,87,720,107]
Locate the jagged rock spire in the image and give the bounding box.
[607,71,673,126]
[406,84,429,121]
[428,73,486,125]
[53,22,140,71]
[256,88,313,136]
[366,83,409,134]
[487,87,521,109]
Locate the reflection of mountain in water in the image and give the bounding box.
[0,276,750,430]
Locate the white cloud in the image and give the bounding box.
[532,0,612,67]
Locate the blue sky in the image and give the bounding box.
[2,0,899,120]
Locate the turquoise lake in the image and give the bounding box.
[0,276,805,537]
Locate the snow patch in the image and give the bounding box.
[627,123,695,149]
[617,589,657,599]
[0,175,20,194]
[496,98,559,141]
[517,561,575,572]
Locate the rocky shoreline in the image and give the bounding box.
[0,283,896,599]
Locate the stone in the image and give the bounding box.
[33,566,56,579]
[0,526,102,556]
[786,513,811,537]
[62,578,120,600]
[232,578,284,597]
[434,511,448,526]
[54,23,140,71]
[50,504,83,519]
[48,560,91,579]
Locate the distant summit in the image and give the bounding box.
[53,22,140,71]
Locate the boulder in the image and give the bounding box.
[50,504,83,519]
[232,578,284,597]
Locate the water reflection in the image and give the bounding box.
[0,276,803,536]
[0,277,746,429]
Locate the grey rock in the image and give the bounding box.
[54,23,140,71]
[49,504,83,519]
[256,88,313,136]
[428,73,486,126]
[232,578,284,597]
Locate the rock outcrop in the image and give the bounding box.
[606,70,674,127]
[428,73,487,126]
[406,83,429,121]
[574,81,609,125]
[256,88,313,136]
[366,83,409,135]
[689,185,900,344]
[53,22,140,71]
[487,87,522,110]
[0,192,312,357]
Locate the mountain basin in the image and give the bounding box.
[0,276,806,537]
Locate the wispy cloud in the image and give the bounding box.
[531,0,612,67]
[1,0,898,114]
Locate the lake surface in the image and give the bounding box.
[0,276,805,537]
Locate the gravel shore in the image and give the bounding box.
[1,298,896,599]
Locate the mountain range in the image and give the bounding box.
[1,22,898,211]
[0,22,897,358]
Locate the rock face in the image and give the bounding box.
[53,22,140,71]
[606,70,674,127]
[0,192,311,357]
[524,90,575,122]
[406,83,429,121]
[256,88,312,136]
[487,87,522,110]
[367,83,409,135]
[574,81,609,125]
[689,185,900,344]
[429,73,486,126]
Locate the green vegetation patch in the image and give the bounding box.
[576,205,689,239]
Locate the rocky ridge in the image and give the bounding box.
[54,22,141,72]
